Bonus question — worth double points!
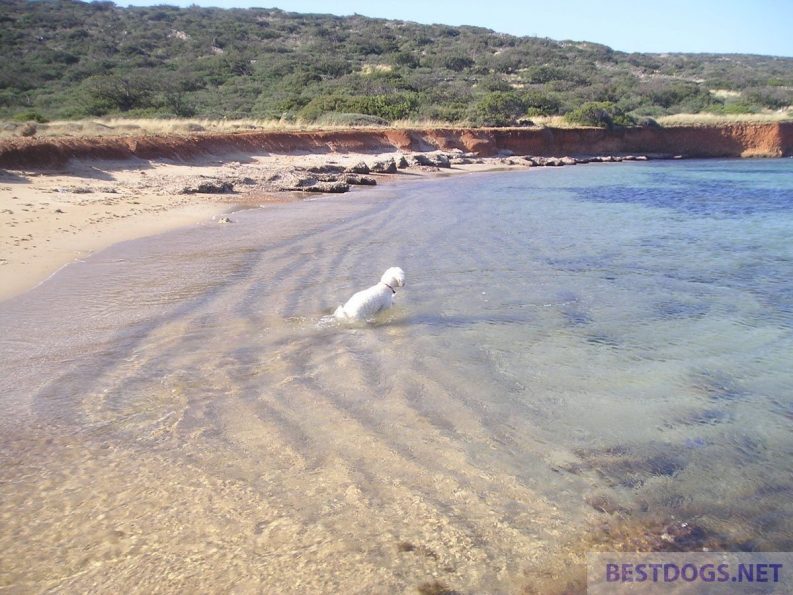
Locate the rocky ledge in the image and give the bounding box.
[172,149,668,196]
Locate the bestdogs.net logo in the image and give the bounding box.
[587,553,792,594]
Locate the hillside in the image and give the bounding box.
[2,0,793,126]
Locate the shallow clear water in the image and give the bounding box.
[2,159,793,593]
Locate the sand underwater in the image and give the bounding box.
[2,159,793,593]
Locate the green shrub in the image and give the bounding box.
[298,93,418,122]
[416,102,467,122]
[442,55,474,72]
[12,111,49,123]
[80,73,157,115]
[526,65,566,84]
[743,86,793,110]
[391,52,420,68]
[565,101,636,128]
[478,76,513,93]
[523,91,561,116]
[315,112,389,126]
[469,91,526,126]
[1,1,791,124]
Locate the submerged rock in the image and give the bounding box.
[344,175,377,186]
[411,154,435,167]
[180,180,234,194]
[567,442,688,488]
[293,176,319,188]
[307,164,346,174]
[412,153,451,168]
[433,154,451,168]
[271,172,349,193]
[370,158,398,173]
[302,181,349,193]
[345,161,370,174]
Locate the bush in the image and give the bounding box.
[523,90,561,116]
[478,76,513,93]
[2,1,791,124]
[315,112,389,126]
[637,116,661,128]
[743,86,793,110]
[81,73,157,115]
[565,101,636,128]
[468,91,526,126]
[643,80,703,109]
[12,111,49,123]
[442,55,474,72]
[299,93,418,122]
[391,52,420,68]
[526,65,566,84]
[416,102,467,122]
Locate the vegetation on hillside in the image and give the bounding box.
[2,0,792,128]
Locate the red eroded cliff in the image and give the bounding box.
[492,123,792,158]
[0,123,791,168]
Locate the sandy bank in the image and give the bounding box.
[0,149,520,302]
[1,121,790,303]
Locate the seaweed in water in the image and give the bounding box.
[567,442,687,488]
[654,299,710,320]
[588,516,726,552]
[555,290,594,327]
[585,333,620,347]
[416,580,459,595]
[671,407,732,427]
[562,307,593,326]
[689,369,749,401]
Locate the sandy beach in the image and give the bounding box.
[3,120,791,303]
[0,148,522,303]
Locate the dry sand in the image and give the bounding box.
[0,148,526,303]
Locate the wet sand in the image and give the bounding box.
[3,159,791,593]
[0,149,527,303]
[0,176,590,594]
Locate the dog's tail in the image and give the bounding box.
[333,305,348,320]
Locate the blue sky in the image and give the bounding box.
[119,0,793,57]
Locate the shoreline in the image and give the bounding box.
[1,144,790,593]
[1,124,790,303]
[2,122,791,169]
[0,150,533,303]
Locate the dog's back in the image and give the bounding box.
[334,267,405,322]
[334,285,389,321]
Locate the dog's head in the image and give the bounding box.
[381,267,406,288]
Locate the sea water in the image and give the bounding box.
[1,159,792,593]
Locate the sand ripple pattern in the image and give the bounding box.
[3,162,793,593]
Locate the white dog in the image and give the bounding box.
[334,267,406,321]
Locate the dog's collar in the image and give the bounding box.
[383,282,396,294]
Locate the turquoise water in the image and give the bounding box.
[1,159,792,592]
